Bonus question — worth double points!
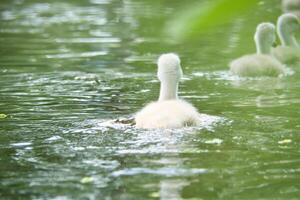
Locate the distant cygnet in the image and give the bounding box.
[230,23,286,77]
[282,0,300,17]
[135,53,200,129]
[272,13,300,64]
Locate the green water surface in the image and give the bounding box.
[0,0,300,199]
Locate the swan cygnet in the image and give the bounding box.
[282,0,300,17]
[272,13,300,64]
[230,23,286,77]
[135,53,200,129]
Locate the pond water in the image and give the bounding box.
[0,0,300,199]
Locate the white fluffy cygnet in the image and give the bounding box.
[282,0,300,17]
[272,13,300,64]
[230,23,286,77]
[135,53,201,129]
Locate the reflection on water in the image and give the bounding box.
[1,0,300,199]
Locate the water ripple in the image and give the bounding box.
[112,167,207,177]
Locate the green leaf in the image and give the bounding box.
[167,0,259,41]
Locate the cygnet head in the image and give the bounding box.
[254,22,276,54]
[157,53,183,83]
[277,13,300,47]
[278,13,300,34]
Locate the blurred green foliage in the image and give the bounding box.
[0,114,7,119]
[167,0,259,41]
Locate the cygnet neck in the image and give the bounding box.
[255,39,272,54]
[158,79,179,101]
[278,27,299,48]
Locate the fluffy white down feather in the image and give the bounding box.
[134,53,201,129]
[272,46,300,64]
[230,54,286,77]
[135,100,200,129]
[229,23,287,77]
